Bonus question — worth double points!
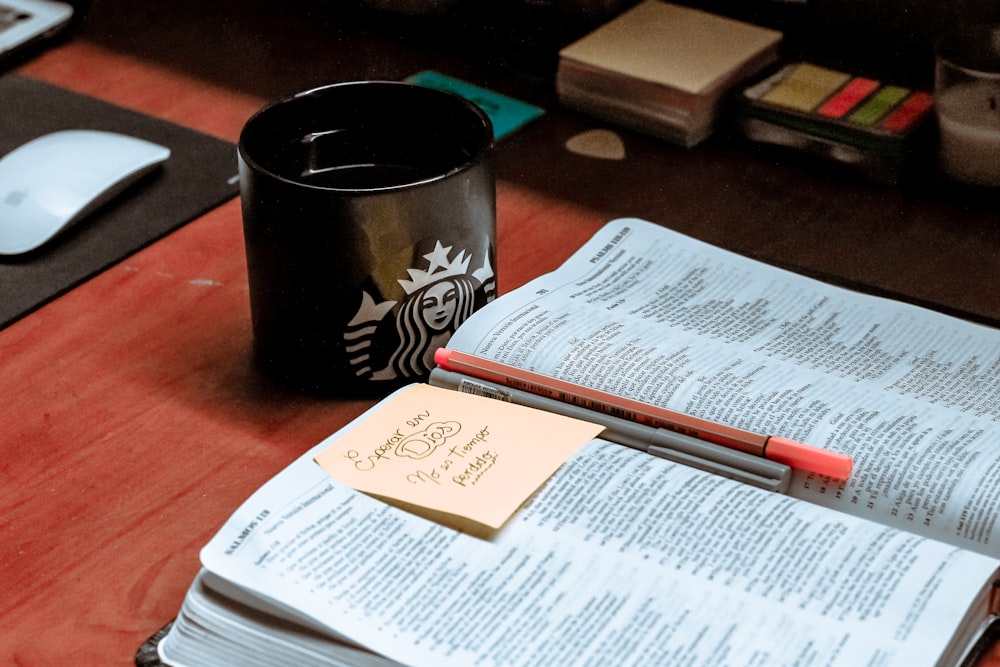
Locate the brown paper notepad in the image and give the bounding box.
[557,0,782,146]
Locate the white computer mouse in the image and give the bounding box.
[0,129,171,255]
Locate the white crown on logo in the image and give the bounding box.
[397,241,472,295]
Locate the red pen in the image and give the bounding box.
[434,348,853,479]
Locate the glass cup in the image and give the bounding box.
[935,23,1000,187]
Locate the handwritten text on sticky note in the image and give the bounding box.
[314,384,602,533]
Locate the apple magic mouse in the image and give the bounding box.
[0,129,171,255]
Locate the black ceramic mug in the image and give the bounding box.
[238,81,496,395]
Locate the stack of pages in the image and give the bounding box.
[157,219,1000,666]
[557,0,782,146]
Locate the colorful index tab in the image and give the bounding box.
[849,85,909,126]
[757,62,933,136]
[761,63,849,112]
[817,77,879,118]
[880,91,934,132]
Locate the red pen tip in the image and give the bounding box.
[766,436,853,479]
[434,347,452,367]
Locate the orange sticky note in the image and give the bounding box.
[314,384,603,535]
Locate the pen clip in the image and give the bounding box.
[648,430,792,493]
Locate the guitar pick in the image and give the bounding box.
[565,129,626,160]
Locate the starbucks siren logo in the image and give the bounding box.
[345,240,495,381]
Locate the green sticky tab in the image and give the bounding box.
[848,85,910,127]
[405,70,544,139]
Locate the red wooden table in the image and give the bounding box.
[0,37,611,664]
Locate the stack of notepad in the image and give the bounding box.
[557,0,782,147]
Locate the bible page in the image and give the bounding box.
[446,218,1000,558]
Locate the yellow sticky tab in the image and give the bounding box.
[314,384,603,536]
[762,63,851,112]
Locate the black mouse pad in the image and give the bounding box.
[0,74,241,330]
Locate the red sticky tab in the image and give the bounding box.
[880,91,934,133]
[817,77,880,118]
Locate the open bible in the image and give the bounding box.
[158,219,1000,666]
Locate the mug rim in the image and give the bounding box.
[238,80,495,193]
